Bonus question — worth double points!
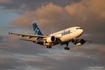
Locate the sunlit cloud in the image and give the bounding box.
[0,0,105,70]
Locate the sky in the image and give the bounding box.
[0,0,105,70]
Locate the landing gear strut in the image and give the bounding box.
[64,43,70,50]
[46,46,52,48]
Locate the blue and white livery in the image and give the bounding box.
[9,23,91,50]
[33,23,43,35]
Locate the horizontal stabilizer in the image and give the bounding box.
[9,32,11,35]
[85,40,92,43]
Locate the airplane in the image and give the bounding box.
[9,23,91,50]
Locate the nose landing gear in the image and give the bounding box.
[64,47,70,50]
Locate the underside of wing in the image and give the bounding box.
[9,32,62,46]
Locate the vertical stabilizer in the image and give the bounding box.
[33,23,43,35]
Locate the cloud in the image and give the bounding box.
[0,35,105,70]
[0,0,12,4]
[0,57,23,70]
[0,0,21,9]
[0,35,7,42]
[0,0,81,11]
[65,0,105,33]
[3,25,18,28]
[0,35,49,55]
[81,34,105,45]
[11,3,66,34]
[1,0,105,70]
[11,0,105,31]
[11,11,36,31]
[9,0,105,44]
[1,50,104,70]
[72,45,105,55]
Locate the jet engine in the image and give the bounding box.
[46,36,56,43]
[72,39,86,46]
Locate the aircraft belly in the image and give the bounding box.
[52,42,60,46]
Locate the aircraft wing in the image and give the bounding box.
[9,32,48,39]
[9,32,62,46]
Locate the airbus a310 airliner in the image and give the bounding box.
[9,23,91,50]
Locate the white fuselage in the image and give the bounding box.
[49,27,83,45]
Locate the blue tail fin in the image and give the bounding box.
[33,23,43,35]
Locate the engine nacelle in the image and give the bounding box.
[72,39,86,46]
[46,36,56,43]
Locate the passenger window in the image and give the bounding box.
[76,28,82,30]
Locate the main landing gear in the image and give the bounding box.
[46,46,52,48]
[64,43,70,50]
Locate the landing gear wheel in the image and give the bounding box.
[64,47,70,50]
[64,42,70,50]
[46,46,52,48]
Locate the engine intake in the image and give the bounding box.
[46,36,56,43]
[72,39,86,46]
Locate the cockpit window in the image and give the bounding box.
[76,27,82,30]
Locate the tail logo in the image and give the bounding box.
[34,27,39,35]
[33,23,43,35]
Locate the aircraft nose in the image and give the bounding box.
[80,29,83,34]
